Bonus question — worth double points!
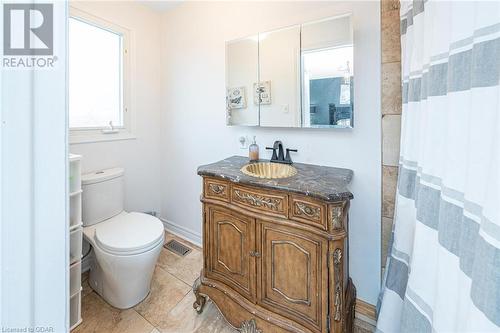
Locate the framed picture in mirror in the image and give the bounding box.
[227,87,247,109]
[253,81,271,105]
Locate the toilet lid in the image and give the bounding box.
[95,212,164,254]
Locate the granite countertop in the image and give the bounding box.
[197,156,353,202]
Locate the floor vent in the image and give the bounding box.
[164,239,192,256]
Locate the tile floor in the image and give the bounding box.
[74,232,374,333]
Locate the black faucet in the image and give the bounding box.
[266,141,297,164]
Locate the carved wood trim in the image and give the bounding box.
[329,202,346,231]
[202,197,345,240]
[295,202,320,219]
[333,248,343,322]
[209,183,226,195]
[231,185,288,218]
[192,276,207,314]
[204,178,230,202]
[234,190,281,210]
[289,195,328,231]
[239,319,262,333]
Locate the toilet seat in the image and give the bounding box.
[93,212,164,256]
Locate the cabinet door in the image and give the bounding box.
[206,205,256,302]
[257,221,328,332]
[258,25,301,128]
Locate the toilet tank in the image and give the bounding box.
[82,168,125,226]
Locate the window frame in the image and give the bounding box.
[69,7,134,144]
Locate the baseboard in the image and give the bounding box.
[355,298,377,327]
[160,218,202,248]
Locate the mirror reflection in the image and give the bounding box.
[225,14,353,128]
[226,36,259,126]
[301,15,353,128]
[258,26,301,128]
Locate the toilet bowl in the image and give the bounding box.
[82,168,164,309]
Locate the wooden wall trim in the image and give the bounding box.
[355,298,377,322]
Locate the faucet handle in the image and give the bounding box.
[285,148,297,164]
[266,146,278,161]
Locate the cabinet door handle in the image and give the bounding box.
[249,251,261,258]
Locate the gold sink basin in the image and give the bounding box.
[241,162,297,179]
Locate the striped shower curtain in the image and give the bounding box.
[376,1,500,332]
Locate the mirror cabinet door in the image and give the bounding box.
[225,15,353,128]
[226,36,259,126]
[301,16,354,128]
[258,26,301,128]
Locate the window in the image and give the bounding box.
[69,8,132,143]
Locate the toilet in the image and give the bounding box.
[82,167,164,309]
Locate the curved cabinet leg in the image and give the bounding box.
[192,276,207,314]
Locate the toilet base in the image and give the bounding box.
[89,238,163,309]
[89,270,151,309]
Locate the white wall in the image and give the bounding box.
[69,1,162,215]
[159,1,381,304]
[1,2,68,330]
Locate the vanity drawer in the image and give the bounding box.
[231,185,288,218]
[289,195,328,230]
[204,178,230,202]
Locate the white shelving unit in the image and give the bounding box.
[69,154,83,330]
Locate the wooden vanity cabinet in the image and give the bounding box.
[256,221,328,332]
[194,177,355,333]
[205,205,256,302]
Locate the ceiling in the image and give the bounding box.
[137,1,183,12]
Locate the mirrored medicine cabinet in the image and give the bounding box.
[226,14,354,129]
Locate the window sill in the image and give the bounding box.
[69,131,136,145]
